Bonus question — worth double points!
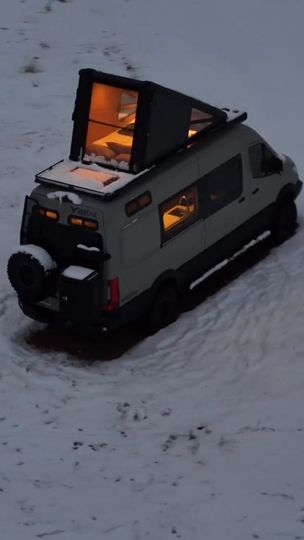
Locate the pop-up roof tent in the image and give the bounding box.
[70,69,246,175]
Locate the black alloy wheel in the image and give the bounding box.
[143,285,179,335]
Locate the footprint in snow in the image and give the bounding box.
[162,431,200,455]
[116,401,148,423]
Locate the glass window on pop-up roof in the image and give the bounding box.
[85,83,138,170]
[188,108,213,138]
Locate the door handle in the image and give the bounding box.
[238,196,246,203]
[252,188,259,195]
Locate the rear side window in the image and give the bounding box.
[249,143,277,178]
[126,191,152,217]
[160,184,199,242]
[199,155,243,217]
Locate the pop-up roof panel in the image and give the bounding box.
[70,69,229,174]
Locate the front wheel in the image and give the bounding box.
[142,285,179,335]
[271,200,297,245]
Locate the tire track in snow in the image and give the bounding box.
[0,292,15,318]
[3,232,304,396]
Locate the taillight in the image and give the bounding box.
[33,207,58,221]
[68,215,98,231]
[105,277,120,311]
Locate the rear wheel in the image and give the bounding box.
[143,285,179,335]
[271,200,297,245]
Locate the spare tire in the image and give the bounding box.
[8,250,50,302]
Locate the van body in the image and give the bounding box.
[8,70,302,333]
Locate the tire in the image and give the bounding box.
[271,200,297,245]
[143,285,179,335]
[8,252,47,302]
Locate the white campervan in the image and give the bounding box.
[8,70,302,334]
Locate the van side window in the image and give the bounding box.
[126,191,152,216]
[199,155,243,217]
[249,143,278,178]
[160,184,199,242]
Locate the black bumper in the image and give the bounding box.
[20,283,151,333]
[19,300,122,332]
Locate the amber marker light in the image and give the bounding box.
[68,215,98,230]
[83,219,98,230]
[45,209,59,220]
[34,206,58,220]
[69,216,83,227]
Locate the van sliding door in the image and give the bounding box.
[198,155,248,256]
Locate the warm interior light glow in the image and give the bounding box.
[187,108,213,139]
[162,189,197,232]
[85,83,138,168]
[70,167,119,185]
[163,203,195,230]
[91,117,135,150]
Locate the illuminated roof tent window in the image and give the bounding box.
[85,83,138,171]
[188,108,213,138]
[70,69,236,174]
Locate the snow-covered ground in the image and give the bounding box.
[1,1,304,539]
